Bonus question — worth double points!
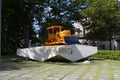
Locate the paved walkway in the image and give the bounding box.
[0,59,120,80]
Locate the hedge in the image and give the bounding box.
[92,50,120,60]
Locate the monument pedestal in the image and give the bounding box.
[17,44,97,62]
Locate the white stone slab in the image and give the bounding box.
[17,44,97,62]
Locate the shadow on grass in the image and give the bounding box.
[0,54,106,71]
[0,62,20,71]
[0,59,44,71]
[0,58,106,72]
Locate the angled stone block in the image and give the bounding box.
[17,44,97,62]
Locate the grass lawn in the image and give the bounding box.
[0,55,120,80]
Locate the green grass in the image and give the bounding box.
[1,59,120,80]
[92,50,120,60]
[1,51,120,80]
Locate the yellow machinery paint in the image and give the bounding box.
[44,26,71,46]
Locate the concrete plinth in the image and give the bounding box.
[17,44,97,62]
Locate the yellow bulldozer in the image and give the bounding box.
[44,26,80,46]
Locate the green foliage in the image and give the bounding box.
[79,0,120,41]
[92,50,120,60]
[35,0,82,41]
[2,0,38,55]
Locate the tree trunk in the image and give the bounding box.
[0,0,2,59]
[83,27,85,37]
[109,39,112,50]
[24,26,29,48]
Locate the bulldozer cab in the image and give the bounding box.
[46,26,63,34]
[44,26,68,45]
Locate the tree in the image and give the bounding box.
[78,0,120,49]
[0,0,1,58]
[2,0,37,55]
[34,0,85,42]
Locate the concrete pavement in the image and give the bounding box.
[0,59,120,80]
